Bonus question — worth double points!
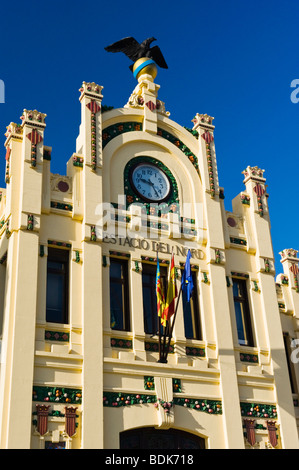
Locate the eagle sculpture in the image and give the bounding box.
[104,37,168,71]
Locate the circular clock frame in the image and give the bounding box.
[129,162,172,203]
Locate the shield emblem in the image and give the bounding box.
[86,100,101,114]
[254,183,265,197]
[36,404,50,436]
[267,420,278,448]
[65,406,78,437]
[290,264,299,276]
[146,100,156,111]
[244,419,256,446]
[201,130,214,144]
[27,129,43,145]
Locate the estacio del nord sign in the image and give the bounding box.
[102,235,204,260]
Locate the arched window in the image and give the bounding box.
[120,427,205,449]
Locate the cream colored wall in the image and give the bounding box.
[0,75,298,449]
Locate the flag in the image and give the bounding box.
[181,249,194,302]
[164,252,177,322]
[156,255,166,326]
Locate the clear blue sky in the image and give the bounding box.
[0,0,298,274]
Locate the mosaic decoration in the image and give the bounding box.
[26,128,43,167]
[215,249,221,264]
[110,338,132,349]
[240,352,258,363]
[86,100,101,170]
[144,376,155,390]
[48,240,71,249]
[240,402,277,419]
[174,397,222,414]
[124,156,179,208]
[32,386,82,404]
[241,194,250,205]
[231,272,249,279]
[201,130,215,197]
[103,392,156,407]
[264,258,270,273]
[90,225,97,241]
[145,341,174,354]
[173,378,182,393]
[50,201,73,212]
[252,280,259,292]
[184,127,199,139]
[230,237,247,246]
[202,272,209,284]
[155,399,174,413]
[75,250,80,263]
[102,121,142,149]
[157,128,199,175]
[27,214,34,230]
[185,346,205,357]
[5,147,10,183]
[253,183,265,217]
[281,275,289,285]
[290,264,299,292]
[278,302,285,310]
[45,330,69,342]
[102,392,222,415]
[73,156,84,167]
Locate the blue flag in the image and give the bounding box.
[181,250,194,302]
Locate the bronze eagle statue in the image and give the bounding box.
[104,37,168,71]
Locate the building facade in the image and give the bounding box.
[0,62,298,449]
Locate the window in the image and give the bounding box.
[110,258,130,331]
[142,263,167,335]
[46,248,69,324]
[182,270,202,340]
[232,278,254,346]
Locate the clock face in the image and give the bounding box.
[131,163,171,202]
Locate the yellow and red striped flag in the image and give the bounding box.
[156,255,166,326]
[164,252,177,322]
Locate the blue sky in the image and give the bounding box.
[0,0,298,273]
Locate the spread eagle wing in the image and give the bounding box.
[148,45,168,69]
[104,37,141,62]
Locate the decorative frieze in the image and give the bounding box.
[174,397,222,415]
[230,237,247,246]
[33,386,82,404]
[157,128,199,175]
[45,331,69,342]
[110,338,132,349]
[185,346,205,357]
[240,402,277,419]
[102,121,142,149]
[240,352,259,363]
[50,201,73,212]
[102,392,222,415]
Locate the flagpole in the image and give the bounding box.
[163,283,182,362]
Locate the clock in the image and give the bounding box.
[130,163,171,202]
